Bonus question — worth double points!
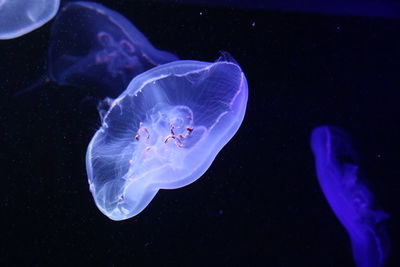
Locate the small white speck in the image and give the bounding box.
[199,11,203,15]
[377,154,382,158]
[336,26,341,30]
[251,21,256,27]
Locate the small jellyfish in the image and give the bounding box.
[86,54,248,220]
[48,1,178,96]
[310,126,390,267]
[0,0,60,39]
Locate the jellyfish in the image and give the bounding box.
[86,54,248,221]
[0,0,60,39]
[310,126,390,267]
[48,1,178,97]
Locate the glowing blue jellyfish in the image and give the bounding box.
[0,0,60,39]
[86,55,248,220]
[311,126,390,267]
[48,1,178,96]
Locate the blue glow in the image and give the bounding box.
[48,1,178,96]
[311,126,390,267]
[86,55,248,220]
[0,0,60,39]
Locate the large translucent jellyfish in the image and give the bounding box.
[310,126,390,267]
[0,0,60,39]
[48,1,178,96]
[86,55,248,220]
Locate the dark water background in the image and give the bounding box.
[0,0,399,266]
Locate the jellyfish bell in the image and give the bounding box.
[0,0,60,39]
[48,1,179,97]
[12,1,178,99]
[86,54,248,220]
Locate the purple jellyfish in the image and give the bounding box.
[310,126,390,267]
